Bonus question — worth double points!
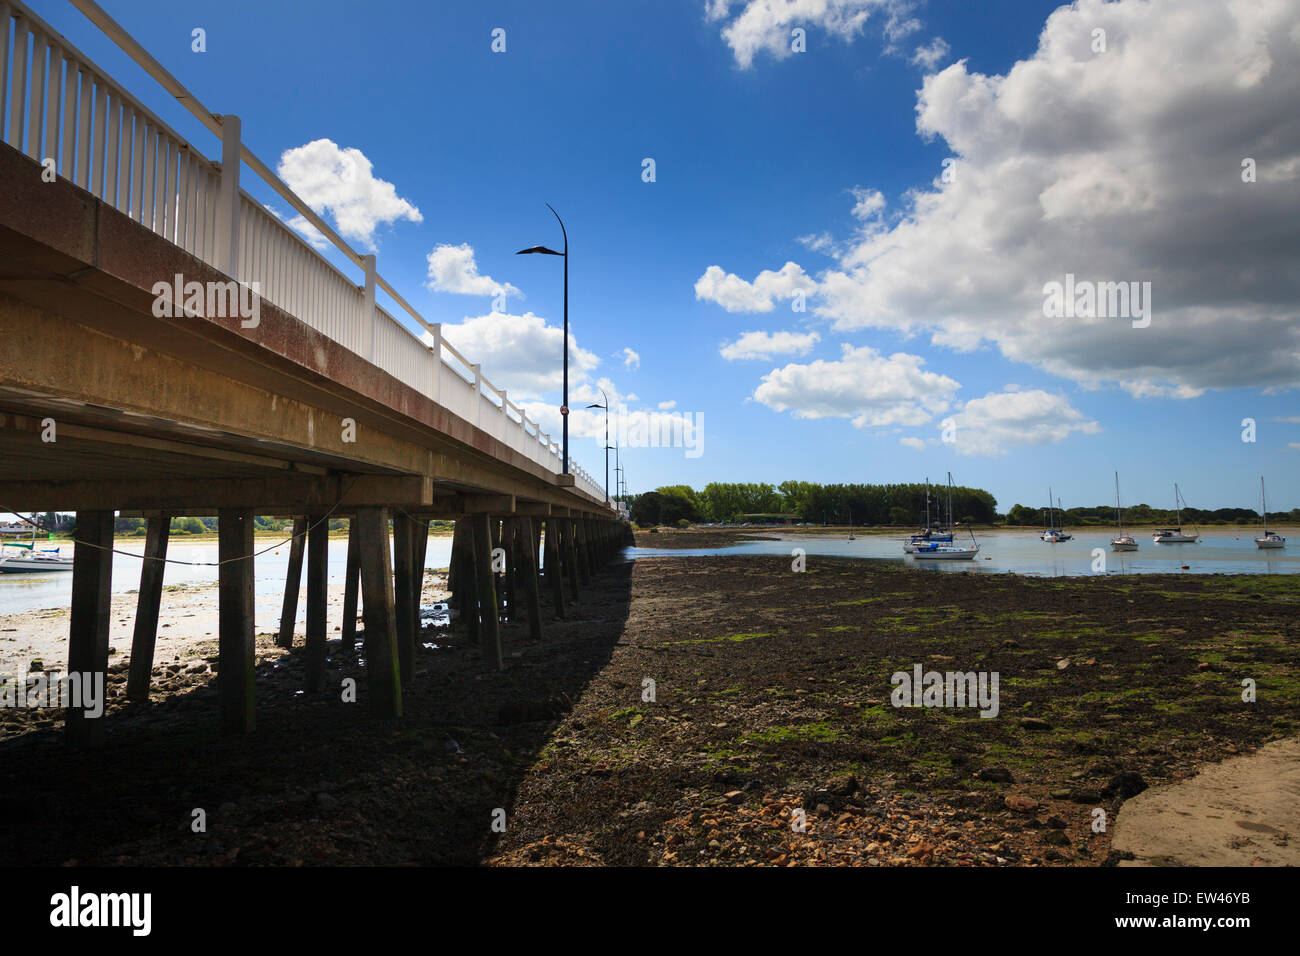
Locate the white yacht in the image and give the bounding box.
[1255,477,1286,550]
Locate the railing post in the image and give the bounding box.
[427,321,441,404]
[363,253,377,361]
[214,113,241,277]
[472,364,482,428]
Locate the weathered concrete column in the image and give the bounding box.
[304,512,328,693]
[218,509,256,734]
[276,516,307,648]
[341,519,361,652]
[393,512,416,686]
[516,517,544,641]
[355,507,402,718]
[542,518,566,619]
[67,510,113,748]
[127,512,170,702]
[470,513,503,670]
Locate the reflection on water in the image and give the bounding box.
[626,530,1300,577]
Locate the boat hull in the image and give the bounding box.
[911,547,979,561]
[0,557,74,572]
[1111,539,1139,551]
[1255,537,1286,549]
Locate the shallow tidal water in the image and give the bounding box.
[627,529,1300,578]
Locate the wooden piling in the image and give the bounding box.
[470,513,503,669]
[304,512,328,693]
[542,518,566,619]
[276,516,307,648]
[341,519,360,653]
[563,518,582,601]
[355,507,402,718]
[393,512,416,686]
[67,510,113,748]
[127,512,170,702]
[217,509,256,734]
[516,516,544,641]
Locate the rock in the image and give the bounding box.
[1069,788,1102,804]
[975,766,1014,784]
[1047,815,1068,829]
[1056,659,1070,670]
[1004,794,1039,813]
[723,790,743,803]
[1101,771,1148,801]
[1050,789,1071,799]
[825,773,860,797]
[1020,717,1052,731]
[1043,829,1071,846]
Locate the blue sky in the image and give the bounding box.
[35,0,1300,512]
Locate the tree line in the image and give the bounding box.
[1005,503,1299,527]
[628,481,999,527]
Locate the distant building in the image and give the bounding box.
[0,523,33,538]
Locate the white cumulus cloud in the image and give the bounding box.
[720,329,821,360]
[753,344,959,428]
[276,139,422,250]
[425,243,520,298]
[945,388,1100,456]
[708,0,905,69]
[695,261,814,312]
[783,0,1300,398]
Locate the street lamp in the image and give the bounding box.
[517,203,569,475]
[586,387,611,506]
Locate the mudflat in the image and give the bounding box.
[0,554,1294,866]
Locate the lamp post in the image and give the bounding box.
[516,203,569,474]
[586,387,610,506]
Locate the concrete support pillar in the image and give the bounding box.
[543,518,566,619]
[411,518,429,627]
[276,516,307,648]
[67,511,113,748]
[470,513,503,670]
[218,508,256,734]
[341,519,360,653]
[393,512,416,686]
[355,507,402,718]
[304,512,328,693]
[127,512,169,702]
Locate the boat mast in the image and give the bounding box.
[947,472,954,529]
[1261,476,1268,533]
[1114,471,1123,535]
[1174,483,1182,533]
[1047,486,1054,530]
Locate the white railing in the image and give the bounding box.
[0,0,604,503]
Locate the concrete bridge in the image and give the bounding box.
[0,0,627,745]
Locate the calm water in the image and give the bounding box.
[628,529,1300,577]
[4,528,1295,616]
[0,535,457,615]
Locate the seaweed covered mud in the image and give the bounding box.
[0,555,1294,867]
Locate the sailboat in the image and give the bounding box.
[903,477,954,553]
[1041,487,1072,542]
[1152,483,1199,543]
[1110,472,1138,551]
[1255,477,1286,550]
[847,510,855,542]
[911,472,979,560]
[0,534,74,573]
